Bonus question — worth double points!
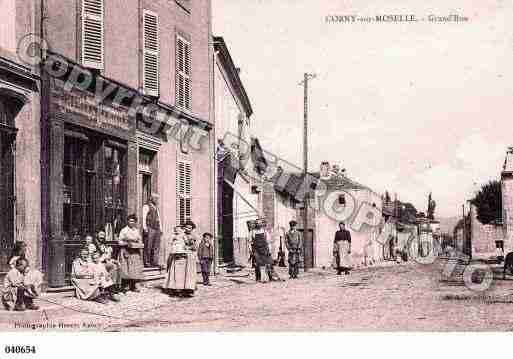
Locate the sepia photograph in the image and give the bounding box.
[0,1,512,351]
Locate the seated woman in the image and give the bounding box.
[71,248,106,304]
[2,258,40,311]
[94,230,122,293]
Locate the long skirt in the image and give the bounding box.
[163,253,197,291]
[71,277,100,300]
[118,247,144,281]
[334,240,352,269]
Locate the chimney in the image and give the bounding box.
[320,161,330,178]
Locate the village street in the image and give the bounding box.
[2,261,513,331]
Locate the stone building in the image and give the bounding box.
[0,1,42,275]
[263,162,384,269]
[1,0,215,287]
[213,36,255,266]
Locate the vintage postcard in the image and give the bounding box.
[0,0,512,343]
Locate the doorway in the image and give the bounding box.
[0,98,16,273]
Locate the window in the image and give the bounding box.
[103,144,126,239]
[176,35,191,110]
[81,0,104,69]
[143,10,159,96]
[63,135,97,238]
[62,132,126,241]
[177,160,192,225]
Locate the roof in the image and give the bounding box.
[271,169,372,202]
[213,36,253,118]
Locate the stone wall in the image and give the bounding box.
[470,204,503,259]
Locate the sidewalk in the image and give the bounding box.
[0,260,415,330]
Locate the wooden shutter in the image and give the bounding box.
[177,160,192,224]
[176,36,191,110]
[81,0,104,69]
[143,10,159,97]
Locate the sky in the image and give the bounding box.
[212,0,513,217]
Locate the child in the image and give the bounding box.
[198,233,214,286]
[91,252,119,302]
[84,234,97,261]
[2,258,40,311]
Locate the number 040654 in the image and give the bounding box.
[4,345,36,354]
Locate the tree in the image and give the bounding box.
[385,191,391,203]
[470,180,502,225]
[427,192,436,220]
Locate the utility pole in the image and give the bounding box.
[462,204,465,257]
[299,72,315,272]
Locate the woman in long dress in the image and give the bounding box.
[71,248,103,302]
[118,214,145,292]
[164,224,197,297]
[333,222,352,275]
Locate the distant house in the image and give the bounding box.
[263,162,385,269]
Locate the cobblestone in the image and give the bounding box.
[2,260,513,331]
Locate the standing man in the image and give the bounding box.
[285,220,302,279]
[333,221,352,275]
[142,194,162,268]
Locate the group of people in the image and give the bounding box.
[2,214,354,311]
[250,220,353,281]
[70,214,215,304]
[249,220,304,282]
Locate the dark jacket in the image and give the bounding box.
[334,229,351,243]
[197,240,214,259]
[285,230,302,252]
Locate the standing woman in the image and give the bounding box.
[118,214,145,292]
[333,222,352,275]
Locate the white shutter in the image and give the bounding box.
[81,0,104,69]
[176,36,191,110]
[177,160,192,224]
[143,10,159,97]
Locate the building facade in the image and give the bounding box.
[1,0,215,286]
[0,1,42,275]
[213,36,256,265]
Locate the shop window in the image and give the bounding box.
[63,136,96,239]
[103,144,126,240]
[62,133,126,242]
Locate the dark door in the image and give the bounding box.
[0,100,15,273]
[142,173,152,206]
[220,181,234,263]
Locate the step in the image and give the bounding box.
[45,266,166,295]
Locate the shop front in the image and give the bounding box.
[43,74,137,287]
